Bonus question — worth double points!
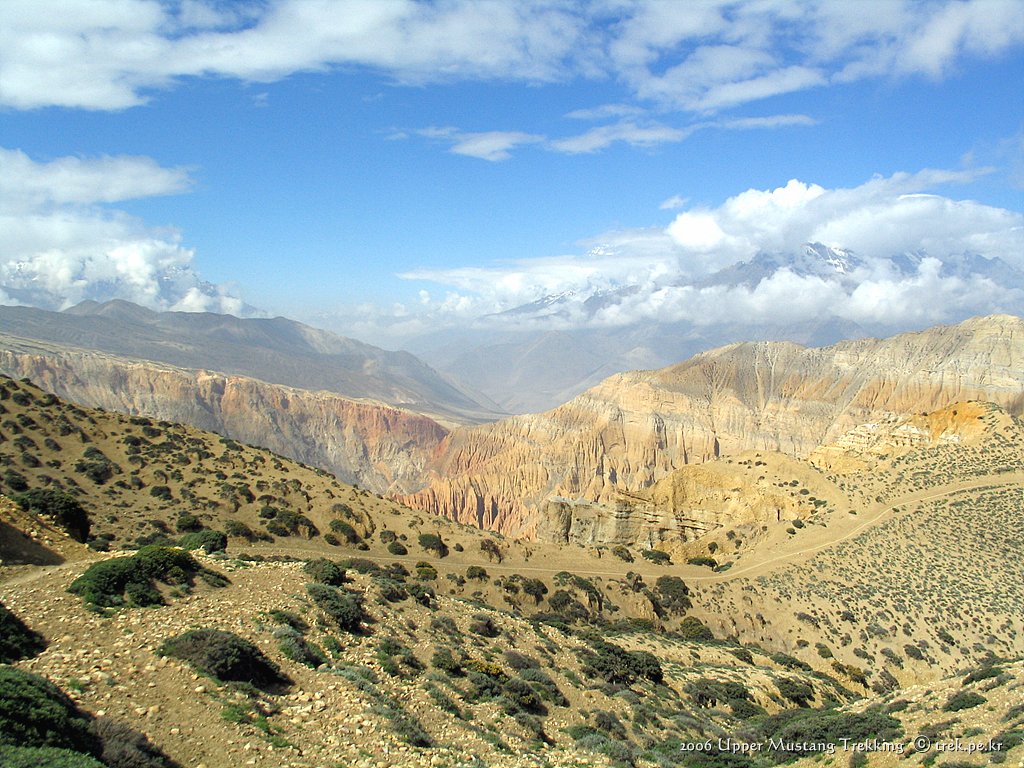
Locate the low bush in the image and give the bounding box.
[174,513,202,533]
[93,716,181,768]
[328,519,360,543]
[431,647,464,676]
[0,601,47,662]
[415,562,438,581]
[0,746,104,767]
[777,678,815,707]
[159,629,290,689]
[578,638,663,686]
[387,541,408,556]
[654,575,691,614]
[418,533,448,557]
[306,584,367,633]
[944,690,986,712]
[687,556,718,568]
[0,667,101,756]
[757,705,902,758]
[68,546,227,608]
[302,559,347,586]
[467,612,498,637]
[177,530,227,554]
[611,545,633,562]
[13,488,91,542]
[640,549,671,565]
[275,628,328,669]
[677,616,714,642]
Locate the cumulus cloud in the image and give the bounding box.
[0,147,247,314]
[393,169,1024,334]
[3,0,1021,120]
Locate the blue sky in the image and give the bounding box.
[1,0,1022,345]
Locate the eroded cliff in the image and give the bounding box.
[0,343,446,494]
[401,315,1024,536]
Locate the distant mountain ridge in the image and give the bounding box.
[413,242,1024,412]
[0,300,500,423]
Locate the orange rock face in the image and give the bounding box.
[400,315,1024,536]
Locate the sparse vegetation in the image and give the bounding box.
[159,629,290,689]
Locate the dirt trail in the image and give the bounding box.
[686,470,1024,583]
[5,472,1020,591]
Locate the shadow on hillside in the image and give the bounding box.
[0,519,65,566]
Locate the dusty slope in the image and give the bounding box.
[402,315,1024,537]
[3,384,1024,767]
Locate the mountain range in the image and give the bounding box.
[409,242,1024,411]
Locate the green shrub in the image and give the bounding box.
[687,556,718,568]
[677,616,714,641]
[268,610,309,632]
[415,561,438,581]
[370,701,432,747]
[469,613,499,638]
[93,716,181,768]
[770,651,811,671]
[502,677,546,715]
[275,628,328,669]
[466,565,488,580]
[0,667,101,755]
[0,601,47,662]
[177,530,227,554]
[159,629,290,689]
[640,549,671,564]
[777,678,815,707]
[611,545,633,562]
[375,636,423,678]
[302,559,347,586]
[519,667,568,706]
[757,705,902,757]
[654,575,691,614]
[431,647,464,676]
[224,520,251,539]
[944,690,986,712]
[407,582,435,607]
[306,584,367,633]
[0,746,105,768]
[578,638,663,686]
[13,489,91,542]
[418,533,448,557]
[68,547,226,608]
[3,469,29,492]
[74,458,114,485]
[387,541,408,555]
[480,538,502,562]
[174,513,201,532]
[328,519,360,543]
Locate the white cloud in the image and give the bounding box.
[418,127,544,161]
[0,146,246,314]
[3,0,1021,116]
[548,120,693,154]
[388,168,1024,335]
[0,148,192,210]
[659,195,688,210]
